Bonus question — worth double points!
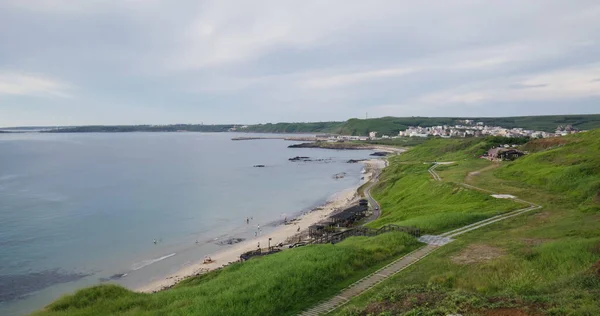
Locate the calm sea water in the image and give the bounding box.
[0,132,371,315]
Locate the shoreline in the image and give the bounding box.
[135,159,383,293]
[288,142,407,154]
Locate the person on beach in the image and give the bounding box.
[254,231,257,237]
[257,242,260,249]
[153,239,157,244]
[246,217,249,224]
[297,226,300,232]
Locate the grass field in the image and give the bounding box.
[365,162,521,233]
[335,130,600,315]
[35,233,420,316]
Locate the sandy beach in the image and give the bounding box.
[136,159,384,293]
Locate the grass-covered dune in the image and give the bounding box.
[34,233,419,316]
[336,130,600,315]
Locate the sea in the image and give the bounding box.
[0,132,373,316]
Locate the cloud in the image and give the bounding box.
[416,64,600,105]
[509,83,549,89]
[303,67,417,89]
[1,0,600,126]
[0,72,73,98]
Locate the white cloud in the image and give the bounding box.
[303,67,417,89]
[416,64,600,105]
[0,72,73,98]
[1,0,600,125]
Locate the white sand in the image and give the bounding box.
[136,159,385,293]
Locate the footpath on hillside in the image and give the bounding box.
[300,162,541,316]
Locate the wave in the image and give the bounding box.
[131,253,176,271]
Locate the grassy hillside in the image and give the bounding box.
[336,130,600,315]
[366,162,520,233]
[242,121,343,133]
[46,124,235,133]
[35,233,419,316]
[245,114,600,135]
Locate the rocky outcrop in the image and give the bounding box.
[288,156,332,163]
[216,238,245,246]
[370,152,389,156]
[288,156,311,161]
[347,159,366,163]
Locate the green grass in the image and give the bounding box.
[365,161,520,233]
[35,232,420,316]
[335,130,600,315]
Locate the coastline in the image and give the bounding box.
[288,142,407,154]
[135,159,383,293]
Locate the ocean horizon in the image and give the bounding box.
[0,132,372,316]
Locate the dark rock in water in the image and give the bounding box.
[370,152,389,156]
[253,165,266,167]
[216,237,245,246]
[289,156,332,163]
[0,269,91,303]
[288,143,315,148]
[333,172,346,179]
[347,159,366,163]
[99,273,128,282]
[288,156,311,161]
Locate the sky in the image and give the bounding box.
[1,0,599,127]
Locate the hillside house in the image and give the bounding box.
[485,147,525,161]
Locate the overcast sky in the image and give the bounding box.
[1,0,599,126]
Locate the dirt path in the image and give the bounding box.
[465,163,500,183]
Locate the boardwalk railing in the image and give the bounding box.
[309,224,421,245]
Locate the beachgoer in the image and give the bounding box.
[297,226,300,232]
[153,239,157,244]
[257,242,260,249]
[195,240,198,244]
[246,217,249,224]
[254,231,257,237]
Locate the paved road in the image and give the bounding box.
[362,158,389,223]
[299,161,542,315]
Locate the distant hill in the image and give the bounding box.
[44,124,235,133]
[13,114,600,135]
[245,114,600,135]
[241,121,343,134]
